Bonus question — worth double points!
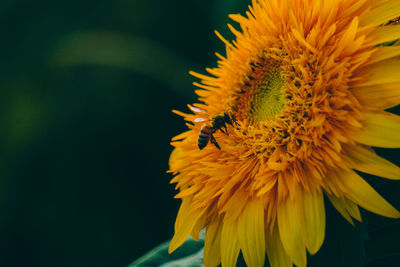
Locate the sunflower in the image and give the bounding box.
[168,0,400,266]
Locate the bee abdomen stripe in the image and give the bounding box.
[199,135,208,140]
[200,131,209,137]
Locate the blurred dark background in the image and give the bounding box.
[0,1,398,267]
[0,0,249,267]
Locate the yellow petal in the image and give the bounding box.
[355,112,400,148]
[169,147,181,169]
[327,194,355,225]
[340,170,400,218]
[204,220,222,267]
[353,59,400,87]
[277,197,307,267]
[344,144,400,180]
[333,17,359,57]
[237,199,266,267]
[302,191,326,254]
[368,47,400,65]
[360,1,400,27]
[198,165,234,177]
[169,147,191,173]
[291,28,318,54]
[169,197,204,253]
[220,219,240,267]
[171,131,191,141]
[366,0,392,9]
[343,197,362,222]
[221,190,249,222]
[327,193,362,225]
[191,216,205,241]
[174,185,200,199]
[368,25,400,46]
[266,226,293,267]
[352,82,400,110]
[174,197,191,230]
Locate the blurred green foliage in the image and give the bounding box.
[0,1,399,267]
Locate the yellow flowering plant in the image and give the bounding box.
[168,0,400,266]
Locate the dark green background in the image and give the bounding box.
[0,1,398,267]
[0,1,247,266]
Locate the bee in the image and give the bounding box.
[387,17,400,25]
[189,105,235,150]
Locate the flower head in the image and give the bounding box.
[168,0,400,266]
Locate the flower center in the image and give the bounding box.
[229,52,287,123]
[249,68,286,122]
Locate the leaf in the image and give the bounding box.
[129,231,204,267]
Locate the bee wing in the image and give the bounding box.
[188,104,206,114]
[188,104,210,124]
[194,117,208,123]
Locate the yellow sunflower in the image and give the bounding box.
[168,0,400,266]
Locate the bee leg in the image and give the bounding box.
[219,125,229,136]
[210,134,221,150]
[219,127,227,135]
[230,115,236,125]
[223,125,229,135]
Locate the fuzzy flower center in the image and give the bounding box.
[229,51,289,124]
[249,67,286,122]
